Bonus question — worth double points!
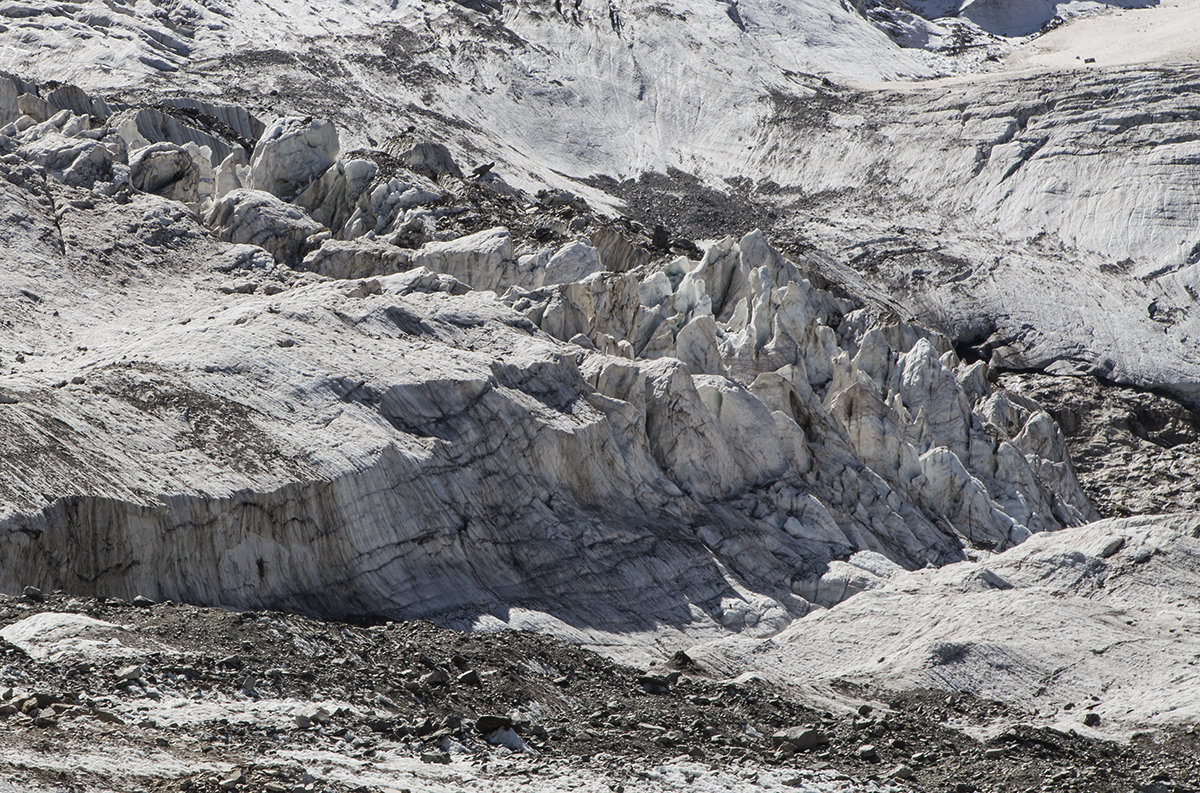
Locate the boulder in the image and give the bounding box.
[771,726,828,750]
[0,613,173,663]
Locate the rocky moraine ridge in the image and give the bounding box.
[2,0,1200,791]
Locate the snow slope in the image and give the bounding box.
[760,64,1200,400]
[0,0,934,187]
[1004,0,1200,70]
[692,513,1200,731]
[0,0,1181,403]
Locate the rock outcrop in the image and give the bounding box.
[998,372,1200,518]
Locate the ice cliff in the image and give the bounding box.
[0,84,1093,654]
